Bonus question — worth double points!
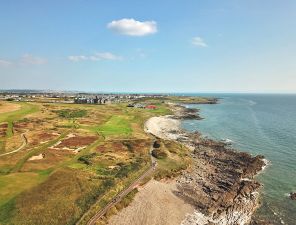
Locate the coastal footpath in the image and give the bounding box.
[110,103,266,225]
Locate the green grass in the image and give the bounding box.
[68,162,87,170]
[36,168,55,177]
[96,115,132,137]
[53,109,87,119]
[0,165,11,175]
[0,197,16,224]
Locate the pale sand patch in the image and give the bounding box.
[0,102,21,114]
[66,133,76,138]
[108,179,194,225]
[144,116,181,140]
[28,153,44,161]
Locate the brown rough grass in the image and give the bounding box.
[21,149,74,171]
[0,102,21,114]
[11,168,104,225]
[56,136,97,148]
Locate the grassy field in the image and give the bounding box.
[0,172,45,206]
[0,102,39,153]
[0,102,39,137]
[97,115,132,137]
[0,96,208,224]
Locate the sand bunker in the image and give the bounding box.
[28,154,45,161]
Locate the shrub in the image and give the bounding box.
[78,153,97,165]
[153,140,161,148]
[152,149,167,159]
[54,109,87,118]
[115,158,144,178]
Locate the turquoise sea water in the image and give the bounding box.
[181,94,296,225]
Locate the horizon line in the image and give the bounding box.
[0,89,295,95]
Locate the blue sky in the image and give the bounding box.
[0,0,296,93]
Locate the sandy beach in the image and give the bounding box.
[144,115,182,140]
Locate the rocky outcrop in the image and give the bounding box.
[171,105,203,120]
[177,140,265,225]
[289,192,296,200]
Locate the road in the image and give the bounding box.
[0,132,27,157]
[86,140,157,225]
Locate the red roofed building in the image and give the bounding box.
[146,105,157,109]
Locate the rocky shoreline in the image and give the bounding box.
[145,104,266,225]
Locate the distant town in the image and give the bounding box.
[0,90,167,105]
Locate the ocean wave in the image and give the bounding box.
[221,138,233,144]
[248,100,257,106]
[261,158,271,171]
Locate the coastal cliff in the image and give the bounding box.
[145,104,266,225]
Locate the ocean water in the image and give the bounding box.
[181,94,296,225]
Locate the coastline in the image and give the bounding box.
[145,104,266,225]
[108,102,266,225]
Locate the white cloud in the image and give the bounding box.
[68,55,88,62]
[20,54,47,65]
[0,59,13,67]
[0,54,47,67]
[90,52,122,61]
[107,18,157,36]
[192,36,208,47]
[68,52,122,62]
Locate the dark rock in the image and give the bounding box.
[290,192,296,200]
[175,135,265,224]
[153,140,161,148]
[151,149,167,159]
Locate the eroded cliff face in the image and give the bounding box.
[177,141,265,225]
